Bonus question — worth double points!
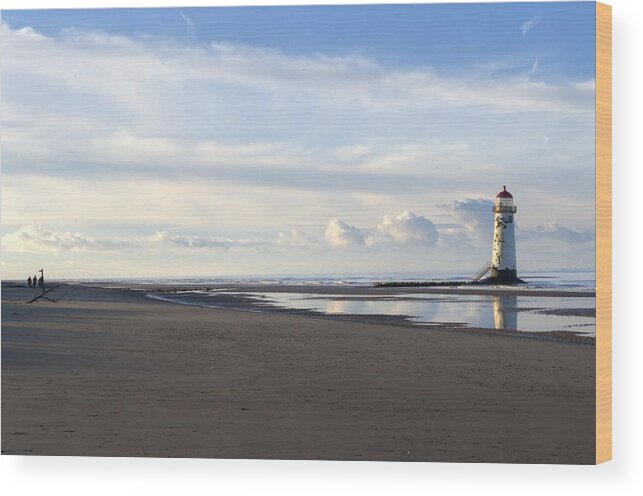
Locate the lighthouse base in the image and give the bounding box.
[482,268,524,285]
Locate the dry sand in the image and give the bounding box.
[1,284,595,463]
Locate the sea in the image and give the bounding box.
[92,268,595,291]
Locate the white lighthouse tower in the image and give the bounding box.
[490,186,520,283]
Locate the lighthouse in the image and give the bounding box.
[490,186,521,284]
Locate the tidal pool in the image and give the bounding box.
[240,292,596,337]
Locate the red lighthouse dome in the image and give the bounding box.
[496,185,513,198]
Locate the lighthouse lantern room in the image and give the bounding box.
[490,186,520,283]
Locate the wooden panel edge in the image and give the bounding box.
[595,1,612,465]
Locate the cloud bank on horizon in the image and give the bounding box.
[0,4,597,279]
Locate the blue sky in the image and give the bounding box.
[0,3,597,279]
[3,2,595,73]
[2,3,596,77]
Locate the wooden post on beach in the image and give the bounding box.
[26,283,68,304]
[39,268,45,293]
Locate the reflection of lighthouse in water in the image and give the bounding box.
[490,186,522,284]
[492,295,517,331]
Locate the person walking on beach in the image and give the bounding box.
[37,274,44,291]
[27,276,32,288]
[33,274,38,286]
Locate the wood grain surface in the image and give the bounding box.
[596,1,612,465]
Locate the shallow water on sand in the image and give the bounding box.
[238,292,596,337]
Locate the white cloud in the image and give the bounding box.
[521,17,539,37]
[376,210,439,246]
[277,230,315,248]
[0,225,269,255]
[1,225,125,254]
[180,12,194,28]
[446,198,495,240]
[520,222,594,244]
[1,22,594,126]
[324,219,368,248]
[1,22,596,200]
[150,231,268,250]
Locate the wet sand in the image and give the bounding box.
[1,283,595,463]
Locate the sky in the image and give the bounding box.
[0,2,597,280]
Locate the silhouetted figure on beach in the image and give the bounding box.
[27,276,33,288]
[37,275,44,289]
[33,274,38,286]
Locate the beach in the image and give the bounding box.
[2,283,595,463]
